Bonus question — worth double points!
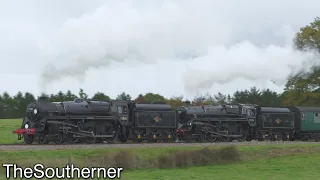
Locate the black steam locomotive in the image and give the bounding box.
[12,97,320,144]
[13,97,177,144]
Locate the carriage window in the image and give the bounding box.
[315,113,319,117]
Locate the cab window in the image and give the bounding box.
[242,107,246,115]
[117,106,128,114]
[247,109,255,117]
[111,104,117,113]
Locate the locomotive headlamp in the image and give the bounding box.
[33,109,38,114]
[24,124,29,129]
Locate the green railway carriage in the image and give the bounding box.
[288,106,320,141]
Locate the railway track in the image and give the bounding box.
[0,141,318,151]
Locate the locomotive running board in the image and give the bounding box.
[72,134,114,138]
[48,121,108,136]
[47,121,78,127]
[191,133,244,138]
[92,135,115,138]
[45,116,117,120]
[67,130,115,138]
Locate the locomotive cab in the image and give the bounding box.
[117,105,129,122]
[110,100,134,125]
[240,104,257,126]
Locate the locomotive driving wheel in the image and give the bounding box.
[83,126,97,144]
[219,125,232,142]
[206,133,218,142]
[53,132,64,144]
[205,126,218,142]
[64,132,80,144]
[63,121,80,144]
[236,125,248,142]
[196,133,205,142]
[102,122,119,143]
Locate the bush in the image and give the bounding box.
[156,146,241,169]
[75,146,241,170]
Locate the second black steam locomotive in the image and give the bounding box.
[13,97,320,144]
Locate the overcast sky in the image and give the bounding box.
[0,0,319,100]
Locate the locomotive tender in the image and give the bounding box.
[13,97,320,144]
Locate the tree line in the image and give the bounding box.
[0,17,319,119]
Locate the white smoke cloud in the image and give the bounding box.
[182,41,319,93]
[1,0,320,99]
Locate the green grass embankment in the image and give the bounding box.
[0,119,22,144]
[0,139,317,179]
[0,144,320,175]
[123,152,319,180]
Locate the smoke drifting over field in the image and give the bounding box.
[1,0,319,98]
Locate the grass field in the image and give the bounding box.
[1,142,320,166]
[122,152,320,180]
[0,144,319,179]
[0,118,22,144]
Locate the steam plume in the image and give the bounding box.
[35,1,320,97]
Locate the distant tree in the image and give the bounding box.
[226,94,232,104]
[283,17,320,106]
[259,89,283,106]
[65,90,77,100]
[92,92,110,101]
[192,94,206,105]
[144,93,165,103]
[78,88,88,99]
[293,17,320,51]
[214,92,227,104]
[135,94,148,104]
[166,95,184,109]
[56,91,65,102]
[116,92,132,101]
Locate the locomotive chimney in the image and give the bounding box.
[38,94,49,102]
